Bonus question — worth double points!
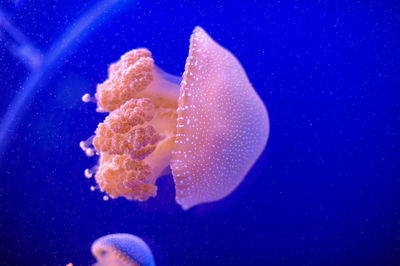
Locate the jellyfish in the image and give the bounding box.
[80,26,269,209]
[91,233,155,266]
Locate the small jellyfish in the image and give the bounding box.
[81,26,269,209]
[91,233,155,266]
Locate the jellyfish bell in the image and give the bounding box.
[171,27,269,209]
[80,26,269,209]
[91,233,155,266]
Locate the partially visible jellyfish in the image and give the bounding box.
[91,233,155,266]
[80,26,269,209]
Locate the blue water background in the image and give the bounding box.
[0,0,399,265]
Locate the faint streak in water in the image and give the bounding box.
[0,0,137,160]
[0,8,43,70]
